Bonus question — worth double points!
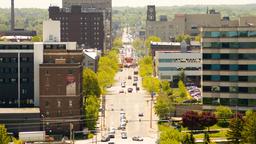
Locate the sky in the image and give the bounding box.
[0,0,255,8]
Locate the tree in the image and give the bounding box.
[195,35,202,42]
[142,76,160,93]
[227,113,244,144]
[182,133,195,144]
[199,112,217,131]
[13,138,23,144]
[160,80,173,95]
[31,35,42,42]
[154,94,174,120]
[242,112,256,144]
[175,35,191,42]
[0,124,10,144]
[84,95,100,130]
[159,125,182,144]
[179,69,185,82]
[178,80,189,98]
[204,132,210,144]
[82,68,101,97]
[215,106,233,127]
[112,37,122,48]
[145,36,161,55]
[182,111,202,131]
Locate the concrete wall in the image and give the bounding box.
[170,104,203,117]
[43,20,61,42]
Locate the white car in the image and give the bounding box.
[121,132,127,139]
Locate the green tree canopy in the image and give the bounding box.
[139,56,153,77]
[215,106,233,120]
[242,112,256,143]
[175,34,191,42]
[227,114,244,144]
[154,94,174,120]
[0,124,10,144]
[142,76,160,93]
[159,125,182,144]
[84,95,100,130]
[145,36,161,55]
[113,37,123,48]
[31,35,42,42]
[82,68,101,97]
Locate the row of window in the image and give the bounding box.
[203,86,256,93]
[203,64,256,71]
[44,44,66,50]
[203,53,256,60]
[203,98,256,107]
[0,99,34,105]
[158,58,201,63]
[0,45,34,50]
[0,57,32,63]
[45,100,73,108]
[0,78,30,83]
[158,67,201,71]
[0,67,32,74]
[203,31,256,38]
[203,75,256,82]
[203,42,256,48]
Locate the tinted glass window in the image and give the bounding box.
[211,75,220,81]
[248,31,256,37]
[211,64,220,70]
[230,65,238,71]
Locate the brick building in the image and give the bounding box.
[49,6,104,52]
[39,43,84,135]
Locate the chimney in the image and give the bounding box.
[11,0,15,31]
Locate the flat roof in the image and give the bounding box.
[151,41,201,46]
[0,108,40,114]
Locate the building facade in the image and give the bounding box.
[62,0,112,50]
[39,42,84,135]
[154,42,202,86]
[201,26,256,111]
[49,6,104,52]
[0,42,43,108]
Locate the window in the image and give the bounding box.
[57,110,61,117]
[68,69,74,74]
[239,31,248,37]
[230,76,238,82]
[229,86,238,93]
[221,65,229,70]
[57,100,61,107]
[220,98,230,105]
[69,100,73,107]
[21,89,27,95]
[221,76,229,81]
[0,57,3,63]
[248,31,256,37]
[10,78,17,83]
[238,99,248,106]
[212,54,220,59]
[248,99,256,107]
[21,78,28,83]
[203,86,211,92]
[248,87,256,93]
[0,78,4,83]
[45,101,49,107]
[211,64,220,70]
[248,65,256,70]
[230,65,238,71]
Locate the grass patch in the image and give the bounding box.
[193,129,227,139]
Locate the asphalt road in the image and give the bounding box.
[101,67,158,144]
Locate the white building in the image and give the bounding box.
[43,19,61,42]
[155,42,202,86]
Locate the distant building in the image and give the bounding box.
[83,49,99,72]
[49,6,104,52]
[154,41,202,86]
[201,26,256,111]
[62,0,112,50]
[146,6,255,41]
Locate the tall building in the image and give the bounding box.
[49,6,104,52]
[0,42,43,108]
[201,26,256,111]
[62,0,112,50]
[39,42,84,135]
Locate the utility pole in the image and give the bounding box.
[150,92,154,128]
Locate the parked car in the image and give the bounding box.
[101,135,110,142]
[121,132,127,139]
[136,87,140,91]
[108,141,115,144]
[132,136,143,141]
[138,113,144,117]
[128,75,132,79]
[119,89,124,93]
[134,76,138,81]
[128,88,133,93]
[121,82,126,88]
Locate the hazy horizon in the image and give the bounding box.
[0,0,256,8]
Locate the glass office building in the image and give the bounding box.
[201,27,256,111]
